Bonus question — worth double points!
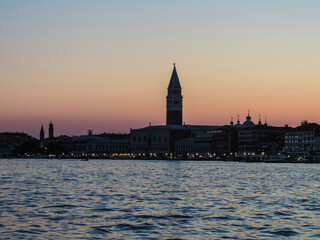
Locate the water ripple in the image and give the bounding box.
[1,159,320,239]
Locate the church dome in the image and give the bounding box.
[243,113,255,127]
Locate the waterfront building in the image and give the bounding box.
[130,125,190,154]
[175,137,195,155]
[73,133,130,154]
[284,121,320,155]
[166,64,183,125]
[130,122,222,154]
[175,125,238,157]
[175,125,221,155]
[187,125,220,137]
[238,124,290,156]
[211,126,238,156]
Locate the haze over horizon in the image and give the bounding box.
[1,0,320,138]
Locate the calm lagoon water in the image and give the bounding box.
[1,159,320,239]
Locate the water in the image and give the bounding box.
[1,159,320,239]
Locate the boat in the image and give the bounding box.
[264,155,286,162]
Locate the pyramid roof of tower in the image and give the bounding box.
[168,65,181,88]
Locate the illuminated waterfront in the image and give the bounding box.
[1,159,320,239]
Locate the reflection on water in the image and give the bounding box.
[1,159,320,239]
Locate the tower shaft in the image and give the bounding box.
[49,121,54,139]
[40,125,45,141]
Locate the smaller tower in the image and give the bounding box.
[40,124,45,141]
[230,116,234,126]
[49,121,54,139]
[40,124,45,149]
[264,117,268,127]
[234,114,242,128]
[258,114,262,126]
[236,114,241,125]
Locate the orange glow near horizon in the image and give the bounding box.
[2,62,320,137]
[1,1,320,137]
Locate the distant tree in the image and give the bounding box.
[20,139,41,154]
[46,142,66,155]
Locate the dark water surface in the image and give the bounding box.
[1,159,320,239]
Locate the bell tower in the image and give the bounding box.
[40,124,45,141]
[49,121,54,139]
[166,64,183,125]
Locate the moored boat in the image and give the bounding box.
[264,155,286,162]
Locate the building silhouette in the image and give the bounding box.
[73,133,130,154]
[40,125,45,141]
[166,63,183,125]
[49,121,54,139]
[39,124,45,149]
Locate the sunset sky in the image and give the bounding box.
[1,1,320,137]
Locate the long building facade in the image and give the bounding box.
[73,133,130,154]
[130,125,190,154]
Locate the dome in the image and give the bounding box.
[230,116,234,126]
[243,114,255,127]
[243,120,255,127]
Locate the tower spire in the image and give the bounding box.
[168,63,181,89]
